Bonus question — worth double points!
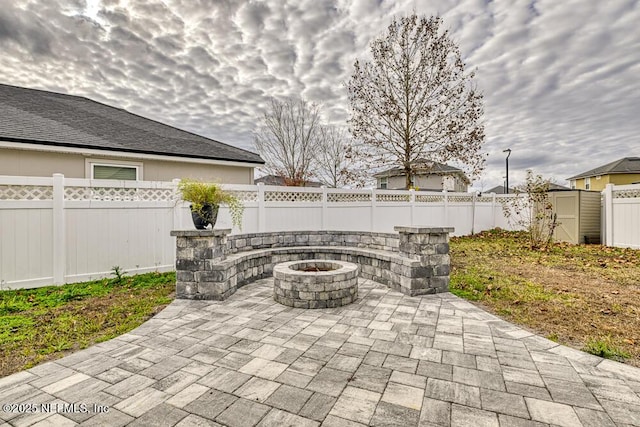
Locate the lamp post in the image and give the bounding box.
[503,149,511,194]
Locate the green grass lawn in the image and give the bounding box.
[0,271,174,377]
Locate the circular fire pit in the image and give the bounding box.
[273,260,359,309]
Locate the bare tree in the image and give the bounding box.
[254,98,322,186]
[315,126,368,188]
[347,14,485,189]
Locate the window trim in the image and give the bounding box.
[85,158,143,181]
[379,176,388,189]
[585,177,591,190]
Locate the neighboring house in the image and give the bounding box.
[373,159,470,191]
[254,174,323,187]
[548,183,571,191]
[0,84,263,183]
[568,157,640,191]
[486,185,516,194]
[486,183,568,194]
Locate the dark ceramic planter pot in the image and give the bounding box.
[190,204,219,230]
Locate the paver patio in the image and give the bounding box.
[1,278,639,426]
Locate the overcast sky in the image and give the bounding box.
[1,0,638,189]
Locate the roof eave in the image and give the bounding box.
[0,136,265,165]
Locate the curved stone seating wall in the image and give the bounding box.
[170,226,453,301]
[227,231,400,254]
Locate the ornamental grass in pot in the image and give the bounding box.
[177,179,243,230]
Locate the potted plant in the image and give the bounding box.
[177,179,244,230]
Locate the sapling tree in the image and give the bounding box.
[502,170,559,249]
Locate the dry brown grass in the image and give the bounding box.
[450,229,640,366]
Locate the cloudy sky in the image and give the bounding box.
[1,0,638,189]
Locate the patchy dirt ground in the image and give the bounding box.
[450,229,640,366]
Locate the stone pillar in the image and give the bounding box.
[170,229,231,300]
[394,226,454,294]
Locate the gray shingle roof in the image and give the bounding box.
[567,157,640,180]
[373,159,469,182]
[0,84,263,164]
[254,175,323,187]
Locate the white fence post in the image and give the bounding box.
[604,184,614,246]
[321,186,327,230]
[52,173,65,285]
[409,188,415,226]
[491,193,497,228]
[257,183,266,232]
[443,190,449,225]
[172,179,182,229]
[471,192,477,234]
[371,188,377,231]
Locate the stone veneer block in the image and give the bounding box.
[395,226,453,295]
[171,229,231,300]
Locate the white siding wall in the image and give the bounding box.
[1,175,523,289]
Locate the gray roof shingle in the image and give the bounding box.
[0,84,263,164]
[567,157,640,180]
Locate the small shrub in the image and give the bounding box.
[547,333,559,342]
[583,336,630,360]
[111,266,127,285]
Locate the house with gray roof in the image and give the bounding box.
[254,174,323,187]
[0,84,263,183]
[373,159,470,191]
[567,157,640,191]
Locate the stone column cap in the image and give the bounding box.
[394,226,455,233]
[171,229,232,237]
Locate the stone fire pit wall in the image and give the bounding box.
[273,260,359,309]
[170,226,453,301]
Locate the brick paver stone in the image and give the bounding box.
[329,386,381,424]
[525,398,583,427]
[216,398,270,427]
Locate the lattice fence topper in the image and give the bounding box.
[264,191,323,202]
[613,189,640,199]
[494,195,515,207]
[477,196,495,203]
[228,191,259,202]
[64,186,175,201]
[447,195,473,203]
[0,185,54,200]
[415,194,445,203]
[327,192,372,202]
[376,193,411,202]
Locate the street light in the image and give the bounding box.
[503,149,511,194]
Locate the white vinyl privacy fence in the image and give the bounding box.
[602,183,640,249]
[0,174,521,289]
